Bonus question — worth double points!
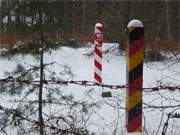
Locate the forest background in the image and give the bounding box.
[0,0,179,53]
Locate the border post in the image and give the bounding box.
[94,23,103,84]
[126,19,144,133]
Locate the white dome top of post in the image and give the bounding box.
[95,23,103,28]
[127,19,144,28]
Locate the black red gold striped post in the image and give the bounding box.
[126,19,144,133]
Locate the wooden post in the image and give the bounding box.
[94,23,111,98]
[94,23,103,84]
[126,19,144,133]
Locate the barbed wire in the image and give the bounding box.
[0,76,180,92]
[162,112,180,135]
[1,77,180,134]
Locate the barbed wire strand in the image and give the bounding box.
[0,76,180,92]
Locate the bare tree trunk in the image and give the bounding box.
[81,1,86,36]
[72,2,75,34]
[16,0,20,25]
[179,1,180,49]
[165,0,170,41]
[63,1,68,38]
[37,0,44,134]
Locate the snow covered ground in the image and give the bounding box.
[1,43,180,135]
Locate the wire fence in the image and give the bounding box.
[0,76,180,92]
[1,75,180,135]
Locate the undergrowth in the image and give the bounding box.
[0,39,82,58]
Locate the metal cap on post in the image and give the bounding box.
[126,19,144,134]
[127,19,144,28]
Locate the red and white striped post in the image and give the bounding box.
[94,23,103,84]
